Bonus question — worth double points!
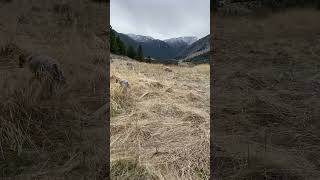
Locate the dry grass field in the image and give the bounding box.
[213,8,320,179]
[0,0,108,179]
[110,54,210,179]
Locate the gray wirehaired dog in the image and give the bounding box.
[18,50,66,97]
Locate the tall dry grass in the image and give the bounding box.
[212,8,320,179]
[110,54,210,180]
[0,0,108,178]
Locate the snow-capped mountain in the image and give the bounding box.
[176,35,210,60]
[164,36,198,45]
[164,38,188,49]
[116,32,175,59]
[127,33,155,42]
[113,28,209,61]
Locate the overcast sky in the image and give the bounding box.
[110,0,210,40]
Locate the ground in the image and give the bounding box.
[110,54,210,180]
[212,8,320,179]
[0,0,108,179]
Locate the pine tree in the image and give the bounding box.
[127,45,136,59]
[136,45,144,61]
[110,30,119,54]
[116,36,126,55]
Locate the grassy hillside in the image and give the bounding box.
[182,52,210,65]
[110,54,210,180]
[0,0,108,178]
[213,8,320,179]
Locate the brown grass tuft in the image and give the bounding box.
[213,8,320,179]
[0,0,108,178]
[110,55,210,179]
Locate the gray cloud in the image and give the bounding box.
[111,0,210,40]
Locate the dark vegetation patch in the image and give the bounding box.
[111,159,157,180]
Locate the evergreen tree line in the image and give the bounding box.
[110,26,145,62]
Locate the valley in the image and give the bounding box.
[112,28,210,63]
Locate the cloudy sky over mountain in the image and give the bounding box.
[110,0,210,40]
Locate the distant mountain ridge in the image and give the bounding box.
[127,34,155,42]
[176,35,210,60]
[113,29,210,62]
[164,36,198,45]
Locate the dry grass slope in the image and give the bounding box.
[213,8,320,179]
[110,54,210,180]
[0,0,108,179]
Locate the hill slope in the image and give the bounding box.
[110,54,210,180]
[176,35,210,60]
[213,9,320,179]
[0,0,108,178]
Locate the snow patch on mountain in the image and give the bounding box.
[164,36,198,45]
[127,33,155,42]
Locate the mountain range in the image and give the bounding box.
[112,29,210,62]
[176,35,210,60]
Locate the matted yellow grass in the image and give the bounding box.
[110,54,210,180]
